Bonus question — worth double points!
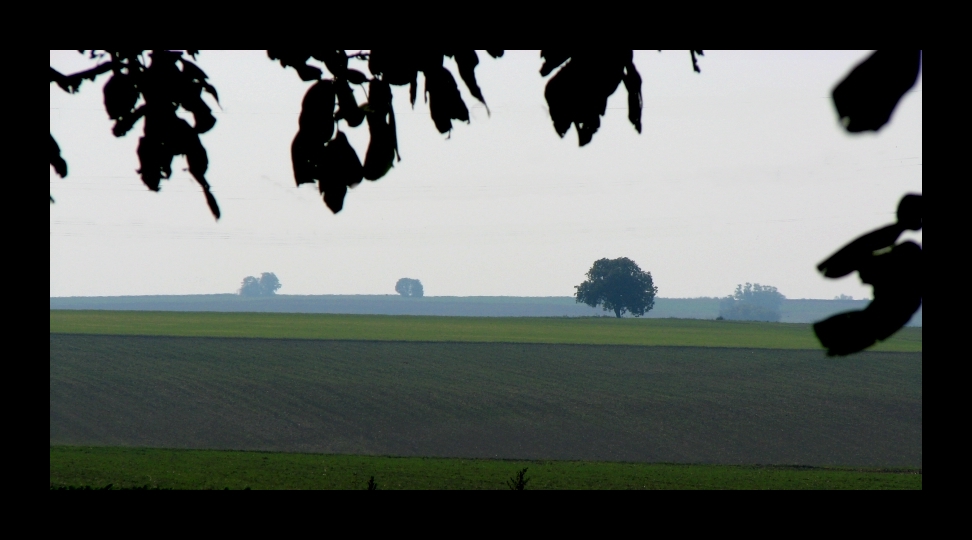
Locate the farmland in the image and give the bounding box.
[49,310,922,351]
[50,447,921,490]
[50,333,922,467]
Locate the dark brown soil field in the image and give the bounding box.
[50,334,922,466]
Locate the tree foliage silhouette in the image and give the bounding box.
[813,194,921,355]
[239,272,282,297]
[49,50,921,353]
[51,51,221,217]
[576,257,658,318]
[395,278,424,298]
[50,49,698,214]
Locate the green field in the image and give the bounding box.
[50,310,922,488]
[50,447,921,490]
[49,310,922,351]
[51,334,922,466]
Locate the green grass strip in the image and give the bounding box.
[50,310,921,351]
[49,446,921,490]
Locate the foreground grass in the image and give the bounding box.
[49,311,921,351]
[50,447,921,490]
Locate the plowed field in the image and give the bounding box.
[50,334,922,467]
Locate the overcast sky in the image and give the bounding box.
[50,50,921,299]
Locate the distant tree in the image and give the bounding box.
[834,294,855,301]
[575,258,658,318]
[239,276,261,297]
[395,278,424,297]
[239,272,281,297]
[718,283,784,322]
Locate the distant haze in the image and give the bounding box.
[50,50,921,298]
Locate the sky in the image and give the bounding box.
[50,50,922,299]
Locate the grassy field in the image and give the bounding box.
[49,310,922,351]
[50,447,921,490]
[51,334,922,466]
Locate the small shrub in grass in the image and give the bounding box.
[507,468,529,490]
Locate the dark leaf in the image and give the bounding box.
[363,82,396,181]
[816,223,903,278]
[425,66,469,134]
[180,91,217,133]
[691,50,704,73]
[832,50,921,132]
[813,311,878,356]
[103,74,140,120]
[299,80,336,142]
[346,69,368,85]
[183,129,209,181]
[543,52,629,146]
[111,105,146,137]
[390,102,400,162]
[290,131,317,186]
[322,183,348,213]
[818,194,922,278]
[267,50,321,81]
[179,121,219,220]
[136,135,164,191]
[313,50,348,78]
[50,134,67,178]
[622,62,643,133]
[328,132,364,188]
[318,131,363,213]
[540,51,570,76]
[369,50,418,86]
[50,67,64,84]
[486,50,504,58]
[576,118,600,146]
[336,81,365,127]
[204,187,221,219]
[362,79,396,179]
[814,241,921,355]
[180,58,219,102]
[896,193,922,230]
[52,62,112,93]
[543,65,575,137]
[454,50,487,107]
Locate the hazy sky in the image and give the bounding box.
[50,50,922,299]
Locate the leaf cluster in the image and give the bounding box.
[269,50,503,213]
[541,50,643,146]
[832,50,921,132]
[814,194,922,355]
[51,50,222,218]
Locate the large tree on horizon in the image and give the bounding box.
[575,258,658,318]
